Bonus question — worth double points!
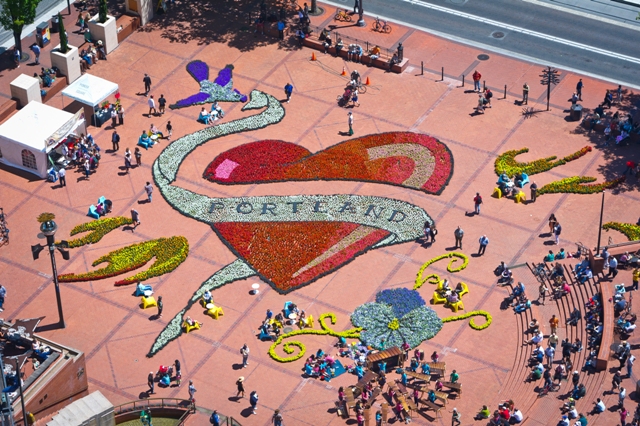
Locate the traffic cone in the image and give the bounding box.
[311,52,317,61]
[341,66,347,76]
[365,76,371,85]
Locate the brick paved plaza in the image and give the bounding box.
[0,2,638,425]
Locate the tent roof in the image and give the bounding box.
[62,74,118,107]
[0,102,73,152]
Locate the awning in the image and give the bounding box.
[61,74,119,107]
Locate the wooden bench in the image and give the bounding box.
[302,37,409,74]
[405,370,431,384]
[434,390,448,405]
[117,14,140,44]
[41,76,68,103]
[442,381,462,396]
[344,387,358,412]
[381,402,389,423]
[420,399,443,418]
[334,401,348,419]
[426,362,446,377]
[367,387,381,406]
[395,380,409,396]
[356,370,377,392]
[596,281,614,371]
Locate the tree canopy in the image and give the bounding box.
[0,0,41,33]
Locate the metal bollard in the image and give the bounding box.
[421,61,424,76]
[483,80,486,91]
[462,74,464,87]
[504,85,507,99]
[441,67,444,81]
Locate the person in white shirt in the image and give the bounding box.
[512,409,523,423]
[58,167,66,187]
[148,95,157,117]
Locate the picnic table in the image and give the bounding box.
[355,370,377,392]
[404,370,431,384]
[433,390,449,405]
[426,362,446,377]
[442,381,462,395]
[419,399,443,418]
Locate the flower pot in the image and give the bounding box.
[50,45,80,84]
[87,15,118,54]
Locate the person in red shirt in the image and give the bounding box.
[625,160,636,175]
[472,70,482,92]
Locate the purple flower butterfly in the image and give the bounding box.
[169,61,247,109]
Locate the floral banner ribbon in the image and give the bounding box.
[148,91,436,356]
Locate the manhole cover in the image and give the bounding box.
[477,54,490,61]
[491,31,505,39]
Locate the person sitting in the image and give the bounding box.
[476,405,491,420]
[577,266,593,283]
[421,362,430,375]
[525,330,544,345]
[322,34,332,53]
[619,252,630,268]
[529,318,540,333]
[295,29,305,46]
[498,268,513,286]
[369,45,381,64]
[528,364,543,381]
[136,281,153,296]
[446,291,459,306]
[335,38,344,56]
[388,53,399,71]
[615,283,626,294]
[544,250,555,262]
[514,297,531,313]
[514,172,524,187]
[615,298,628,316]
[573,384,586,400]
[593,398,605,413]
[513,281,525,297]
[184,316,200,327]
[319,28,330,42]
[556,248,566,260]
[566,308,582,326]
[96,202,105,216]
[138,131,152,148]
[530,345,544,364]
[574,259,589,275]
[211,101,224,118]
[494,261,507,276]
[149,124,164,138]
[512,408,524,423]
[198,107,211,124]
[441,279,452,293]
[455,282,465,294]
[96,40,106,60]
[427,389,436,403]
[203,290,213,305]
[434,379,444,391]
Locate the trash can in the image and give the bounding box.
[50,15,59,33]
[35,22,50,48]
[570,104,583,121]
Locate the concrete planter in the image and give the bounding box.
[50,45,81,84]
[87,15,119,54]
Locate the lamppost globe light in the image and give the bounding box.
[40,220,57,237]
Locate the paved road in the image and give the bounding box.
[331,0,640,87]
[0,0,68,50]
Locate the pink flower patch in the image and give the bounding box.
[214,159,240,179]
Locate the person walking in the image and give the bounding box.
[131,209,140,232]
[554,223,562,245]
[241,344,250,368]
[633,268,640,291]
[625,160,636,175]
[143,74,152,96]
[284,83,293,103]
[272,409,284,426]
[83,159,91,180]
[166,121,173,140]
[58,167,66,187]
[0,285,7,312]
[473,192,482,215]
[188,380,197,403]
[454,226,464,249]
[147,372,155,395]
[626,354,635,377]
[135,147,142,167]
[29,44,40,65]
[545,345,555,367]
[348,112,354,136]
[478,235,489,256]
[429,224,437,243]
[117,105,124,125]
[530,181,538,202]
[612,371,622,392]
[148,95,157,117]
[549,314,559,334]
[250,391,259,415]
[158,94,167,115]
[617,84,623,103]
[353,0,360,13]
[537,282,549,306]
[236,377,245,398]
[124,148,132,173]
[450,407,461,426]
[619,387,626,407]
[522,82,529,105]
[576,79,583,101]
[174,359,181,386]
[156,295,163,318]
[472,70,481,92]
[145,181,153,202]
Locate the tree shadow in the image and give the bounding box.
[138,0,301,53]
[568,88,640,194]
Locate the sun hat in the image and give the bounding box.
[238,377,245,382]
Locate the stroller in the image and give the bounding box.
[337,88,352,107]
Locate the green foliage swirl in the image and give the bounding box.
[442,310,492,330]
[268,313,361,363]
[59,216,133,248]
[603,222,640,241]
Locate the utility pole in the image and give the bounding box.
[539,66,560,111]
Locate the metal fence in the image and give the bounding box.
[113,398,193,425]
[306,23,395,60]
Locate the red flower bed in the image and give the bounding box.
[203,132,454,195]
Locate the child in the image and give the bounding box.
[166,121,173,140]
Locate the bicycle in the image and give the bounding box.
[371,16,391,33]
[334,8,352,22]
[537,381,559,397]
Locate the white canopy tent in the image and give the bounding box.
[62,74,119,107]
[0,101,85,178]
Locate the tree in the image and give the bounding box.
[58,12,69,53]
[98,0,108,23]
[0,0,41,61]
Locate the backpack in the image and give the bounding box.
[486,90,493,99]
[476,195,483,204]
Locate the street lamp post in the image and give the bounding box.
[596,190,606,255]
[357,0,365,27]
[14,360,25,426]
[31,216,68,329]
